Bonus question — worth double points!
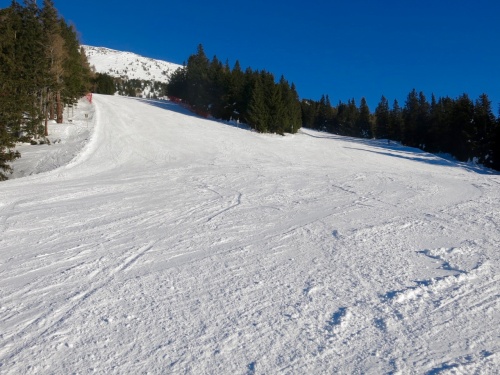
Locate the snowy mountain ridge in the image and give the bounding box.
[83,45,182,83]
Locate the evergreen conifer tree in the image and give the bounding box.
[289,83,302,133]
[416,91,430,149]
[389,99,403,142]
[18,0,47,136]
[374,96,389,139]
[185,44,210,112]
[316,95,334,131]
[300,99,319,129]
[357,97,371,138]
[247,75,268,133]
[403,89,419,146]
[450,94,475,161]
[473,93,496,166]
[226,60,244,122]
[345,99,360,137]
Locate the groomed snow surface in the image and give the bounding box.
[1,95,499,374]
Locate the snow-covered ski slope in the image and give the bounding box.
[1,95,499,374]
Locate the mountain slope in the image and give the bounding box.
[83,45,182,82]
[0,95,499,374]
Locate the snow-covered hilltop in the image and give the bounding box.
[83,45,182,83]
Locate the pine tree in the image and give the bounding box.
[450,94,475,161]
[166,66,187,99]
[357,97,371,138]
[374,95,389,139]
[238,67,256,124]
[389,99,403,142]
[92,73,116,94]
[207,55,229,119]
[473,93,496,166]
[0,3,23,177]
[59,19,92,115]
[416,91,430,149]
[18,0,47,136]
[345,99,359,137]
[316,95,334,131]
[185,44,210,112]
[0,0,92,179]
[301,99,319,129]
[40,0,64,131]
[494,111,500,170]
[226,60,244,122]
[289,83,302,133]
[403,89,419,146]
[247,75,268,133]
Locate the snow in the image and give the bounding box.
[1,94,499,374]
[7,99,95,179]
[83,46,182,83]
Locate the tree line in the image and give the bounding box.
[166,44,302,135]
[2,9,499,179]
[302,91,500,170]
[165,45,499,171]
[0,0,93,180]
[92,72,169,99]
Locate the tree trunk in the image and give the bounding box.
[44,104,49,136]
[56,91,63,123]
[49,91,55,120]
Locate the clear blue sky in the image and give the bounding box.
[3,0,500,111]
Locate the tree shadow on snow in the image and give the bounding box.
[299,129,499,175]
[133,98,252,132]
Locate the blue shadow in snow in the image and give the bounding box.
[327,307,347,327]
[299,129,499,175]
[132,98,252,132]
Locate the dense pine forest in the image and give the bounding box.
[0,0,93,180]
[166,45,302,135]
[301,91,500,171]
[167,45,500,171]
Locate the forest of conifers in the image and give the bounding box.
[0,0,93,179]
[2,1,499,181]
[165,45,500,171]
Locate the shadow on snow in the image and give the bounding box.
[299,129,499,175]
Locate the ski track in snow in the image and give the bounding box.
[0,95,499,374]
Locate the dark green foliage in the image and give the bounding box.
[316,95,335,132]
[185,44,211,112]
[389,99,403,142]
[337,99,359,136]
[166,44,302,134]
[374,96,389,139]
[450,94,475,161]
[494,114,500,170]
[92,73,116,95]
[59,21,92,106]
[357,97,372,138]
[247,75,268,133]
[301,90,499,170]
[473,94,497,167]
[0,0,92,179]
[301,99,319,129]
[166,66,187,99]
